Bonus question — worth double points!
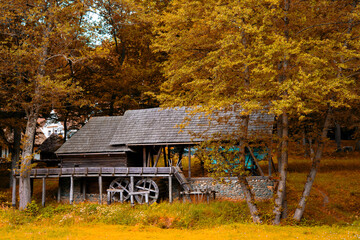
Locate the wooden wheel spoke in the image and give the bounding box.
[134,179,159,204]
[109,178,130,201]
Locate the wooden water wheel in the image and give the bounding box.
[134,178,159,204]
[109,178,130,202]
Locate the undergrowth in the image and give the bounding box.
[0,201,252,229]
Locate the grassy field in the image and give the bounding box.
[0,145,360,239]
[1,223,359,240]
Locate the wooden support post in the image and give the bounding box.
[145,192,149,205]
[11,176,16,207]
[42,178,46,207]
[70,176,74,205]
[143,147,147,167]
[82,178,86,201]
[154,147,162,167]
[147,151,151,167]
[169,175,173,203]
[107,191,111,205]
[177,147,184,168]
[130,176,134,206]
[99,176,103,204]
[167,145,171,166]
[120,190,124,203]
[188,146,191,178]
[150,150,154,167]
[57,179,61,203]
[163,146,167,167]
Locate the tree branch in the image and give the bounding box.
[295,21,359,36]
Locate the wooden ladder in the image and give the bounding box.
[172,166,192,192]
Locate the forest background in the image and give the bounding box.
[0,0,360,226]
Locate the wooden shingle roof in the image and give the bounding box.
[56,116,130,155]
[110,107,274,146]
[56,107,274,154]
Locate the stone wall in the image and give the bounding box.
[188,176,274,200]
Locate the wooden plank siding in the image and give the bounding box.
[61,153,128,168]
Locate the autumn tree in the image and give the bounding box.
[152,0,359,224]
[72,0,167,117]
[0,0,89,209]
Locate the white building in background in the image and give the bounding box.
[41,122,64,138]
[40,110,65,138]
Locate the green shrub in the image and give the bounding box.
[24,200,39,217]
[40,205,56,218]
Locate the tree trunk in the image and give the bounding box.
[238,115,262,223]
[19,109,38,209]
[293,111,330,221]
[10,127,21,188]
[277,115,283,170]
[273,112,289,225]
[335,123,341,151]
[302,130,309,157]
[63,116,68,141]
[238,176,262,224]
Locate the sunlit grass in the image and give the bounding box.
[1,223,359,240]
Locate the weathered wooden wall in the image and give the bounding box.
[61,153,130,168]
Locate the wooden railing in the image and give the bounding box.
[12,167,174,178]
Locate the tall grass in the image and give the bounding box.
[0,201,251,229]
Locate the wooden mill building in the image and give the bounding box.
[12,107,274,206]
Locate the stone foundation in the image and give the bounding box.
[188,176,274,200]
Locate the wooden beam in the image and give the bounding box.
[127,142,197,146]
[163,146,167,167]
[42,178,46,207]
[154,147,162,167]
[82,178,86,201]
[177,147,184,168]
[98,176,102,204]
[150,149,154,167]
[130,176,134,206]
[246,145,264,176]
[11,176,16,207]
[143,147,146,167]
[169,176,173,203]
[188,146,191,178]
[167,146,171,166]
[57,180,61,203]
[70,176,74,204]
[147,150,151,167]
